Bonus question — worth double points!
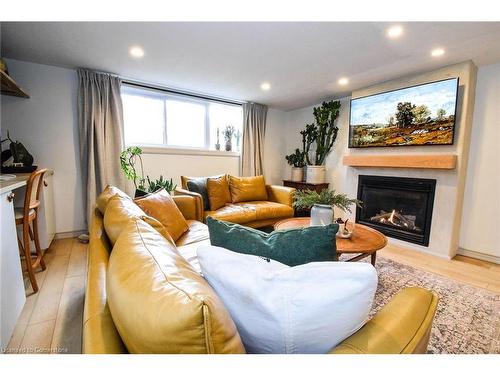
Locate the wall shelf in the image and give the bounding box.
[343,154,457,170]
[1,70,29,98]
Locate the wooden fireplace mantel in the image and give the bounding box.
[343,154,457,170]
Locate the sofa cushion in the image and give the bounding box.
[96,185,130,215]
[207,175,232,211]
[243,201,294,221]
[175,220,210,247]
[103,195,172,245]
[207,217,338,266]
[197,245,378,354]
[106,218,246,354]
[204,204,257,224]
[134,188,189,242]
[228,175,268,203]
[186,178,210,211]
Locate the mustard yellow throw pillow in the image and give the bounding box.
[228,175,268,203]
[134,188,189,242]
[206,175,232,211]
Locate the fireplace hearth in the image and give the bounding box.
[356,175,436,246]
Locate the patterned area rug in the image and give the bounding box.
[354,256,500,354]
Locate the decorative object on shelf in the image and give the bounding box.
[223,125,235,151]
[120,146,177,197]
[293,188,361,226]
[349,77,459,147]
[215,127,221,151]
[235,129,242,152]
[285,149,306,182]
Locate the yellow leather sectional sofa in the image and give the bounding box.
[176,175,296,228]
[83,186,439,354]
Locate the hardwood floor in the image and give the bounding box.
[5,238,499,354]
[6,238,87,354]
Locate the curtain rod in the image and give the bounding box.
[122,79,244,106]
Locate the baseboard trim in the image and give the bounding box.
[457,248,500,265]
[54,230,87,240]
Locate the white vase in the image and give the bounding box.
[310,204,334,226]
[306,165,326,184]
[290,167,304,182]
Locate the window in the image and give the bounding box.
[122,85,243,151]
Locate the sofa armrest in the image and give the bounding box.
[173,188,204,221]
[330,287,438,354]
[266,185,295,207]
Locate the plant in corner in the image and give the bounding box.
[299,100,341,184]
[120,146,177,197]
[293,188,361,226]
[285,148,306,182]
[223,125,235,151]
[120,146,146,196]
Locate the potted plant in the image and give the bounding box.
[293,188,361,226]
[301,100,341,184]
[120,146,177,197]
[223,125,235,151]
[120,146,147,197]
[285,148,306,182]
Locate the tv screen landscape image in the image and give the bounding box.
[349,77,459,148]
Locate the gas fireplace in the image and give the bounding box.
[356,175,436,246]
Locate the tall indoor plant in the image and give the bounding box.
[301,100,341,183]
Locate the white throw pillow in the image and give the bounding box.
[197,245,378,354]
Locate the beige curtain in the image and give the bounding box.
[241,102,268,176]
[78,69,126,228]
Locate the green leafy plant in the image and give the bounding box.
[120,146,145,190]
[144,175,177,193]
[293,188,362,213]
[285,148,306,168]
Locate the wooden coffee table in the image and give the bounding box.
[274,217,387,265]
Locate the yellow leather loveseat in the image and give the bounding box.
[83,186,439,354]
[175,175,295,228]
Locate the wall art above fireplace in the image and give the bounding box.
[356,175,436,246]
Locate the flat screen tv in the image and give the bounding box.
[349,77,459,148]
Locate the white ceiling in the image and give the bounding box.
[1,22,500,110]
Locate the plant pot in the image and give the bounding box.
[290,167,304,182]
[306,165,326,184]
[134,189,149,198]
[215,143,221,151]
[225,141,232,152]
[310,204,334,226]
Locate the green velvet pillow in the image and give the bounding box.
[206,217,338,266]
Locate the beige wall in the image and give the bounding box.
[459,63,500,262]
[284,61,478,260]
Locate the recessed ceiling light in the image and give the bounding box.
[129,46,145,58]
[338,77,349,86]
[431,48,445,57]
[260,82,271,91]
[387,25,404,39]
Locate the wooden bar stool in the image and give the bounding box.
[15,168,48,293]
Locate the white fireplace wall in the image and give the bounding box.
[284,61,478,259]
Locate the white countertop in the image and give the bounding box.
[0,170,54,195]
